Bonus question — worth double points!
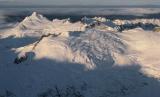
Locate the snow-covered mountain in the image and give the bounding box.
[16,12,50,30]
[0,12,160,97]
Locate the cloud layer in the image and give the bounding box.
[0,0,160,6]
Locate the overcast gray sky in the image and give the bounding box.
[0,0,160,6]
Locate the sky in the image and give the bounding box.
[0,0,160,6]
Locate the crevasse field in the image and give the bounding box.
[0,8,160,97]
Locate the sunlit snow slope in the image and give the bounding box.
[0,12,160,97]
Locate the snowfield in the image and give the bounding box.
[0,12,160,97]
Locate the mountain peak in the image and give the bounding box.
[29,12,44,20]
[16,12,49,30]
[21,12,44,23]
[32,12,37,16]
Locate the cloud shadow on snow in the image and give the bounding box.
[16,56,160,97]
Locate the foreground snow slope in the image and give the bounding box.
[0,12,160,97]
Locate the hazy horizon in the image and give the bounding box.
[0,0,160,7]
[0,5,160,8]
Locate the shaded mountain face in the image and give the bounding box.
[0,12,160,97]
